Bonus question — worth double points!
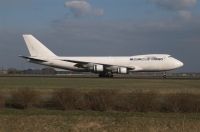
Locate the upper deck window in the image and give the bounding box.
[151,57,163,60]
[132,57,163,61]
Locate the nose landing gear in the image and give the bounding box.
[163,72,167,79]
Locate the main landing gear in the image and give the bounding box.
[163,72,167,79]
[99,72,113,78]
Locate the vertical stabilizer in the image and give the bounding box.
[23,34,56,58]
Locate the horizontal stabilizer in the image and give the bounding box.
[19,55,47,62]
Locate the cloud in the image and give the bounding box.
[65,0,104,17]
[150,0,197,19]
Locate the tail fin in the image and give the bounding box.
[23,34,56,58]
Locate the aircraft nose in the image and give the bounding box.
[176,60,184,68]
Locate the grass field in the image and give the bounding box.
[0,76,200,131]
[0,109,200,132]
[0,76,200,93]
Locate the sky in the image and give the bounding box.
[0,0,200,72]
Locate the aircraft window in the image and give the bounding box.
[130,58,133,61]
[133,57,163,61]
[151,57,163,60]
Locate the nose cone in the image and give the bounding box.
[176,60,184,68]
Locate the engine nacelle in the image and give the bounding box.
[117,67,128,74]
[92,64,104,72]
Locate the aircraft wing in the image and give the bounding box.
[61,59,135,70]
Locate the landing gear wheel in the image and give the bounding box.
[163,72,167,79]
[99,72,113,78]
[99,74,103,78]
[109,74,113,78]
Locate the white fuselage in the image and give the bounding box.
[34,54,183,73]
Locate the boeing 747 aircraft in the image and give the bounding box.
[20,35,183,77]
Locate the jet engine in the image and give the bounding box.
[92,64,104,72]
[117,67,128,74]
[108,66,128,74]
